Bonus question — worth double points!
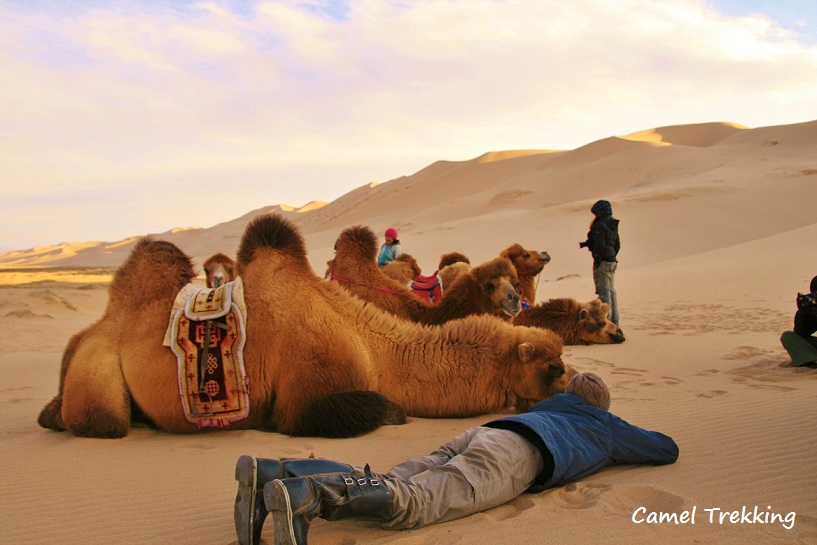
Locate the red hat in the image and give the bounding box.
[385,228,398,239]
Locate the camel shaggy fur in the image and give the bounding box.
[382,253,422,284]
[513,298,625,345]
[39,215,572,439]
[500,243,551,303]
[203,252,236,288]
[328,225,522,324]
[438,251,471,270]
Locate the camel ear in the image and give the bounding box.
[579,308,589,319]
[518,342,535,363]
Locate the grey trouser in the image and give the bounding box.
[380,426,544,529]
[781,330,817,366]
[594,260,619,325]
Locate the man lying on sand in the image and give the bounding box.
[233,373,679,545]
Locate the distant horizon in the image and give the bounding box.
[3,0,816,250]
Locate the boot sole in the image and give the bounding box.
[234,455,258,545]
[265,480,298,545]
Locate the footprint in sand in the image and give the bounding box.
[660,376,683,385]
[553,481,613,509]
[171,440,218,452]
[696,390,727,399]
[602,485,687,517]
[609,367,646,377]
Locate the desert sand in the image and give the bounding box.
[1,120,815,544]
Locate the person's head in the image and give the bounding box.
[385,227,398,244]
[810,275,817,294]
[565,372,611,410]
[591,199,613,218]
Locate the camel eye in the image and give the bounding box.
[523,253,530,259]
[484,283,495,294]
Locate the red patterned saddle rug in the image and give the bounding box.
[164,278,249,428]
[409,271,442,303]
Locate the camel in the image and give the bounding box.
[381,253,422,284]
[203,252,236,288]
[438,251,471,270]
[327,225,522,324]
[514,298,625,345]
[38,214,572,439]
[500,243,551,303]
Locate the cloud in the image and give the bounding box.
[1,0,816,248]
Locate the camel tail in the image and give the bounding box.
[293,391,406,438]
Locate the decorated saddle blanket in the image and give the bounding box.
[409,271,442,303]
[163,278,249,428]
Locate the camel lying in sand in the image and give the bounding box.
[38,214,572,439]
[514,298,625,345]
[327,225,522,324]
[438,244,550,304]
[203,253,236,288]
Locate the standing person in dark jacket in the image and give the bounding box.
[580,199,621,325]
[233,373,678,545]
[780,275,817,368]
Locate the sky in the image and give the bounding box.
[2,0,816,251]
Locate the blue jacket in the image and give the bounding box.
[485,394,678,492]
[377,243,402,268]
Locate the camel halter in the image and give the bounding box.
[326,273,421,301]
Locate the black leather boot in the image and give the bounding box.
[263,465,392,545]
[234,455,354,545]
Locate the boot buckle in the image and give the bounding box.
[357,478,367,486]
[344,476,355,485]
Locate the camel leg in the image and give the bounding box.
[282,390,406,438]
[61,324,131,438]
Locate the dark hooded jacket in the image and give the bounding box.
[794,275,817,338]
[584,200,620,266]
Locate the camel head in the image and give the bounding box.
[500,243,551,277]
[203,253,236,288]
[508,328,576,411]
[577,299,625,344]
[469,257,522,318]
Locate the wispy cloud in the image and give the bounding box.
[2,0,816,249]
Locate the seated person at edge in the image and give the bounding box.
[780,275,817,368]
[377,227,402,269]
[233,372,679,545]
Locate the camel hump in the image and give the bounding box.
[109,237,196,309]
[237,214,307,267]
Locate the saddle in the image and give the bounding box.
[409,271,443,303]
[164,278,249,428]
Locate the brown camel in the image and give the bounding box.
[327,225,522,324]
[38,214,572,439]
[203,252,236,288]
[438,251,471,270]
[513,298,625,345]
[500,243,551,303]
[381,253,422,284]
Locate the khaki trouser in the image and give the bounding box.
[594,260,619,325]
[380,427,543,529]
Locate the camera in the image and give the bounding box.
[797,292,817,310]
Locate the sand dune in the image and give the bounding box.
[1,119,815,544]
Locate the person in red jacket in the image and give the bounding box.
[233,373,678,545]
